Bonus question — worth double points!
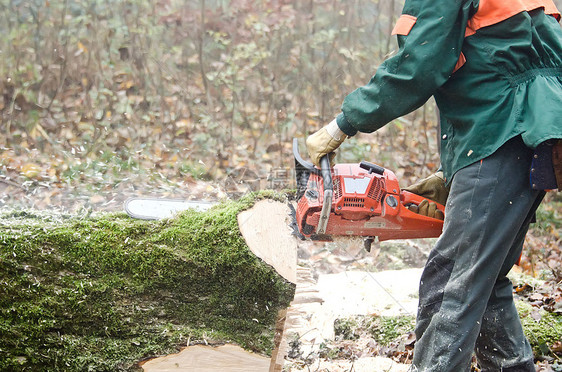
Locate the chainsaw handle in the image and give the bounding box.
[317,154,333,234]
[319,155,333,192]
[292,138,333,192]
[401,190,446,217]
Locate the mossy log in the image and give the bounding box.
[0,193,295,371]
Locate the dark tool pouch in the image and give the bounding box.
[530,139,562,191]
[554,139,562,188]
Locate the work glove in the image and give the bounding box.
[407,199,445,220]
[404,171,449,205]
[306,119,347,167]
[404,171,449,220]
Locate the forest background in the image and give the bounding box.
[1,0,561,277]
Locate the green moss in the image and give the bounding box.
[367,315,415,346]
[0,192,294,371]
[334,314,415,346]
[333,317,362,341]
[516,301,562,358]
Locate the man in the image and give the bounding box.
[306,0,562,371]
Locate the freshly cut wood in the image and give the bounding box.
[238,200,298,284]
[140,344,270,372]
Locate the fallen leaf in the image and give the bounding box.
[21,163,42,179]
[551,341,562,353]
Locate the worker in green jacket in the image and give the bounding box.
[306,0,562,370]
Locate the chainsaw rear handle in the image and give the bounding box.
[319,156,333,192]
[317,155,333,234]
[401,190,446,217]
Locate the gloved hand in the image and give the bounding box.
[407,199,445,220]
[403,171,449,206]
[306,119,347,167]
[404,171,448,220]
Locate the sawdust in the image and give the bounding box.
[278,236,429,371]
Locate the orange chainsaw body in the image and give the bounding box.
[296,163,445,241]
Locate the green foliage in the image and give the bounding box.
[0,193,294,371]
[334,317,362,341]
[337,137,374,164]
[534,199,562,234]
[178,161,210,180]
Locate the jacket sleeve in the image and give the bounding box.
[337,0,476,136]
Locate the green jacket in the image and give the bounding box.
[336,0,562,182]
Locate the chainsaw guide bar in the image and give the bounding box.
[124,198,215,220]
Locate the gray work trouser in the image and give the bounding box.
[411,136,545,372]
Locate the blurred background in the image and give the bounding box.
[0,0,451,210]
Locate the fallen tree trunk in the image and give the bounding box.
[0,192,295,371]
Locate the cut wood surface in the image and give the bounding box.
[238,200,298,283]
[140,344,270,372]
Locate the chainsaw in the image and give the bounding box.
[292,139,445,251]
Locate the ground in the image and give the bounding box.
[282,235,562,371]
